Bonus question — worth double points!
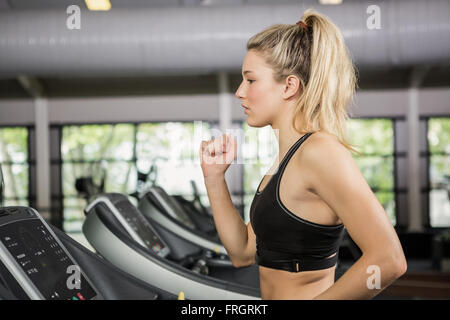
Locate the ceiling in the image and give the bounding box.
[1,0,449,97]
[0,0,313,10]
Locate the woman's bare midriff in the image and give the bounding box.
[258,262,336,299]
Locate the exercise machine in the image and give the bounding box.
[82,193,260,299]
[0,206,176,300]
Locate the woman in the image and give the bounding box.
[200,9,406,300]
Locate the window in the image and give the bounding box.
[60,121,213,233]
[348,118,396,226]
[136,122,212,204]
[242,119,397,225]
[61,124,136,232]
[0,127,30,207]
[427,117,450,227]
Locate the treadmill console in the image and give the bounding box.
[148,187,196,230]
[87,194,170,258]
[0,207,100,300]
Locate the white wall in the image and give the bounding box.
[1,88,449,125]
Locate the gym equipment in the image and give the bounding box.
[74,162,107,203]
[137,187,261,284]
[0,206,175,300]
[82,193,260,299]
[173,180,213,217]
[172,180,217,235]
[139,186,225,254]
[130,156,167,201]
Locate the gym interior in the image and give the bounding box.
[0,0,449,300]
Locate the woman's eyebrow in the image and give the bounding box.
[242,70,254,76]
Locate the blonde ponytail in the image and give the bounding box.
[247,8,361,155]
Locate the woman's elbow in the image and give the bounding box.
[230,256,255,268]
[381,251,407,281]
[364,250,407,281]
[393,255,407,278]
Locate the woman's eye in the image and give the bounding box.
[247,80,254,84]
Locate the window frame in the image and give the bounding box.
[422,115,450,230]
[55,120,217,232]
[0,124,33,207]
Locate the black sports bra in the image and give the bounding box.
[249,132,345,273]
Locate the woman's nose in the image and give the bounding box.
[235,82,245,99]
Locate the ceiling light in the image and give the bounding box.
[319,0,343,4]
[85,0,111,11]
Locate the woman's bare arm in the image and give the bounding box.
[300,134,407,299]
[204,175,256,267]
[200,134,256,267]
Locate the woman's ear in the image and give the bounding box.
[282,75,302,100]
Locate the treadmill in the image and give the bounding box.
[138,186,260,288]
[0,206,175,300]
[138,186,226,255]
[82,193,260,300]
[172,180,217,236]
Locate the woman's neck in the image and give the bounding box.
[272,126,306,165]
[271,118,309,164]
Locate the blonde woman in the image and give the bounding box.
[200,9,406,300]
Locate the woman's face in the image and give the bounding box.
[235,50,285,127]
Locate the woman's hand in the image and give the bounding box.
[199,133,237,180]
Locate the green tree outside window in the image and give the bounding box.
[0,127,29,207]
[428,118,450,227]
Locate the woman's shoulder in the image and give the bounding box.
[298,131,359,192]
[305,130,343,150]
[300,130,351,164]
[309,130,338,142]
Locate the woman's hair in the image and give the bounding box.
[247,9,361,155]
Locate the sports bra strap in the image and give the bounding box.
[277,132,313,175]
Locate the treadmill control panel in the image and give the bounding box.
[114,199,169,257]
[0,207,99,300]
[151,187,196,230]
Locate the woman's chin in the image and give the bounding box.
[246,118,257,127]
[246,118,269,128]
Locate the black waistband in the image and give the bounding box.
[255,252,339,273]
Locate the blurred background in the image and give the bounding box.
[0,0,449,299]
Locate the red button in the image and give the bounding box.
[77,292,85,300]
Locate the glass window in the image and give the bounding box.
[61,124,135,232]
[61,121,213,233]
[348,119,396,226]
[0,127,29,207]
[136,121,212,200]
[428,117,450,227]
